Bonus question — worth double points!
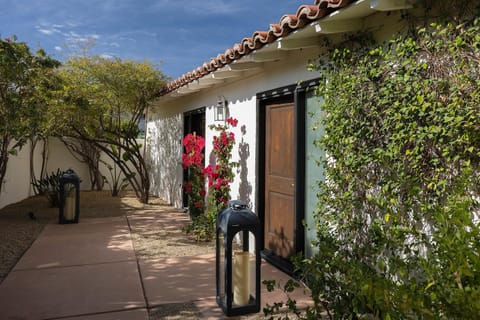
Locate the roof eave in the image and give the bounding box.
[158,0,415,99]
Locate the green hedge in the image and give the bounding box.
[303,15,480,319]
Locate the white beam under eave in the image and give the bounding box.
[229,61,264,71]
[249,50,289,62]
[212,67,243,80]
[370,0,413,11]
[187,80,214,90]
[277,36,323,50]
[197,76,224,86]
[176,86,200,94]
[314,18,363,34]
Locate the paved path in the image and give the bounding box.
[0,213,310,319]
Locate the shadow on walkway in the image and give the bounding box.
[0,192,311,319]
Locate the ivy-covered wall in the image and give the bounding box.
[303,2,480,319]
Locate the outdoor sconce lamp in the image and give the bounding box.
[216,200,261,316]
[215,96,228,122]
[59,169,80,224]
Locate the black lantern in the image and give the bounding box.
[59,169,80,224]
[216,200,261,316]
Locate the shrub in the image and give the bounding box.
[298,14,480,320]
[32,169,63,207]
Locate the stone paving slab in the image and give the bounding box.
[0,208,312,320]
[193,261,313,319]
[61,308,149,320]
[0,261,146,320]
[14,217,135,270]
[139,253,217,307]
[42,216,130,236]
[139,252,312,319]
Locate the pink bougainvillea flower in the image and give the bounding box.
[182,132,206,219]
[183,182,192,193]
[227,117,238,127]
[182,154,191,168]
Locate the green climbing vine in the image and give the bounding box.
[299,11,480,320]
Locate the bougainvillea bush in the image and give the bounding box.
[204,117,239,240]
[182,132,206,219]
[182,118,239,241]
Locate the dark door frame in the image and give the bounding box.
[183,107,206,208]
[256,79,320,274]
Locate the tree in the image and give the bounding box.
[0,36,60,194]
[60,137,104,191]
[57,56,167,203]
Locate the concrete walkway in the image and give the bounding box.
[0,213,311,320]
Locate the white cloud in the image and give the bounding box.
[35,24,63,36]
[100,53,114,59]
[54,46,62,52]
[149,0,243,15]
[38,28,54,35]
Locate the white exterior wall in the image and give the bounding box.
[147,10,411,211]
[0,136,141,209]
[0,138,90,209]
[46,138,91,187]
[146,107,183,207]
[0,140,40,209]
[147,47,323,211]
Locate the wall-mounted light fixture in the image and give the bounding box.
[215,96,229,122]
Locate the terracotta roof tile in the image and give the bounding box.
[316,0,351,8]
[159,0,355,96]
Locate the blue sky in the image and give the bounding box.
[1,0,303,79]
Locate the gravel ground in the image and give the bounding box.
[0,191,221,319]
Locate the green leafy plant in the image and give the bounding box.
[300,12,480,319]
[262,279,307,320]
[182,133,206,218]
[182,119,240,242]
[182,132,208,241]
[1,36,60,194]
[203,117,239,240]
[31,169,63,207]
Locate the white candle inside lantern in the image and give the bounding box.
[233,251,250,305]
[64,193,75,220]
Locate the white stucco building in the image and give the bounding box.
[146,0,416,270]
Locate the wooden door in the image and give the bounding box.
[264,102,295,259]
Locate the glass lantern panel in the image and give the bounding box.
[63,182,76,221]
[218,231,226,304]
[232,230,256,307]
[216,106,225,121]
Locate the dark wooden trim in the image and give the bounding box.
[182,107,206,208]
[257,84,296,102]
[294,89,306,257]
[256,78,320,275]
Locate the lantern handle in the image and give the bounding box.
[229,200,248,210]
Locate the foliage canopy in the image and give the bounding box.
[57,56,167,203]
[299,12,480,320]
[0,37,60,193]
